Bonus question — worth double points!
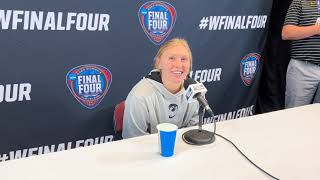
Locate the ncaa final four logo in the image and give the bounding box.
[240,53,261,86]
[66,64,112,109]
[138,1,177,45]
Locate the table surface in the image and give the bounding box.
[1,104,320,180]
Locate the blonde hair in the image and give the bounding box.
[154,38,193,70]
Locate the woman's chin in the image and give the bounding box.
[171,78,184,84]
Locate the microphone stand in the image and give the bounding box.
[182,106,215,145]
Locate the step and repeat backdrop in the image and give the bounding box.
[0,0,272,161]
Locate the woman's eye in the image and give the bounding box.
[181,58,188,62]
[169,57,175,60]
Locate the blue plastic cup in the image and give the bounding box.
[156,123,178,157]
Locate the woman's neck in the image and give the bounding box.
[163,81,182,94]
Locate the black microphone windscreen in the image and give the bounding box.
[183,77,197,89]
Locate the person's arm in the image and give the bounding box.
[280,0,320,40]
[282,24,320,40]
[122,96,150,139]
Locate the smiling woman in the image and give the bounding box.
[154,38,192,94]
[122,38,199,139]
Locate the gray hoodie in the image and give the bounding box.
[122,70,199,139]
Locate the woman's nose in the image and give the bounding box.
[173,59,183,67]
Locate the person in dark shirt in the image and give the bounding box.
[282,0,320,108]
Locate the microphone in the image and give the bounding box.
[183,78,214,116]
[182,77,215,145]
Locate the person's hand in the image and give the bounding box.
[315,21,320,34]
